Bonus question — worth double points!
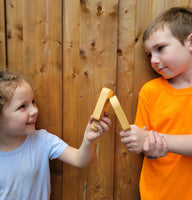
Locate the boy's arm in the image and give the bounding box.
[57,116,111,167]
[143,131,192,157]
[157,133,192,156]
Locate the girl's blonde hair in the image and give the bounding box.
[143,7,192,44]
[0,71,24,113]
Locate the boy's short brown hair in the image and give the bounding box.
[143,7,192,44]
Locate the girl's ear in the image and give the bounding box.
[187,33,192,52]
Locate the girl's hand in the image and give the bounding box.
[85,113,111,142]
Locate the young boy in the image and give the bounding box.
[119,7,192,200]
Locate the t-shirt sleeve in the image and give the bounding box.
[38,129,68,160]
[135,84,151,130]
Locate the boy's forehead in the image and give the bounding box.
[144,27,172,48]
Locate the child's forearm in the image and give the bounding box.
[76,137,94,168]
[162,134,192,156]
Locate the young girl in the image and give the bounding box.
[0,71,111,200]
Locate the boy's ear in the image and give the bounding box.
[187,33,192,52]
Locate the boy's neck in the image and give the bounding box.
[0,134,27,151]
[168,69,192,89]
[168,78,192,89]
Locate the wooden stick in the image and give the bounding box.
[91,87,114,131]
[109,95,130,131]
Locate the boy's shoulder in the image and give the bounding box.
[140,77,164,93]
[139,77,166,100]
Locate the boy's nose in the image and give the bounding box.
[151,54,160,66]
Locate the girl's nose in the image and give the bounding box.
[29,105,38,116]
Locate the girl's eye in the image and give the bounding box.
[32,100,35,104]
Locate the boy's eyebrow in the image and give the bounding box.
[145,42,166,52]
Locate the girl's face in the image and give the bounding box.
[0,81,38,136]
[144,26,192,80]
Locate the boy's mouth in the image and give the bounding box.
[158,66,167,72]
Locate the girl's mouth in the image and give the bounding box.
[26,121,35,125]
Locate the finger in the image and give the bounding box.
[154,131,163,147]
[143,136,150,153]
[98,120,110,132]
[119,130,130,137]
[93,122,104,133]
[149,130,155,144]
[89,115,95,124]
[143,126,147,131]
[101,116,111,126]
[121,136,133,144]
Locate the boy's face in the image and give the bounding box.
[144,26,192,79]
[0,81,38,136]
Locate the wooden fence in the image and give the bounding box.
[0,0,191,199]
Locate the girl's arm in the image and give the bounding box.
[57,116,111,167]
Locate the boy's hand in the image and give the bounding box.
[85,113,111,142]
[143,131,168,157]
[119,125,148,154]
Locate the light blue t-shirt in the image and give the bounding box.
[0,129,68,200]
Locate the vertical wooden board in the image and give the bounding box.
[79,1,118,199]
[189,0,192,7]
[63,0,117,199]
[0,0,6,68]
[114,0,137,199]
[62,0,81,199]
[165,0,189,7]
[6,0,63,199]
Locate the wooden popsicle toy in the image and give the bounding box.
[91,87,114,131]
[109,95,130,131]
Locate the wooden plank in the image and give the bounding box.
[114,0,138,199]
[110,95,130,131]
[91,87,114,131]
[79,1,118,199]
[0,0,7,68]
[6,0,63,199]
[62,0,81,199]
[63,0,118,199]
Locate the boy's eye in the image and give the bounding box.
[18,105,25,110]
[157,46,164,51]
[146,53,151,59]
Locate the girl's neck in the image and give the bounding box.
[0,134,27,151]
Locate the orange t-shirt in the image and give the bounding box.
[135,77,192,200]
